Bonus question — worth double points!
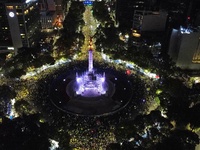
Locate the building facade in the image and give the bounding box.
[39,0,65,30]
[132,10,168,32]
[0,0,40,54]
[0,0,13,53]
[168,27,200,70]
[40,11,56,30]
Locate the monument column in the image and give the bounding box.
[88,37,93,72]
[88,49,93,72]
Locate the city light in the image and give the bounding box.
[25,0,37,4]
[180,26,193,34]
[83,0,93,6]
[0,0,199,149]
[49,139,59,150]
[75,45,107,97]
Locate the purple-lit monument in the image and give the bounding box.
[50,39,133,116]
[75,47,107,97]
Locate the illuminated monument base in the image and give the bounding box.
[74,48,108,97]
[50,67,133,116]
[75,71,107,97]
[50,48,133,116]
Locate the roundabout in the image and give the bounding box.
[50,66,133,116]
[50,35,134,116]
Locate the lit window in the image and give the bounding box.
[192,38,200,63]
[30,6,33,11]
[24,10,29,14]
[8,47,14,50]
[7,6,13,9]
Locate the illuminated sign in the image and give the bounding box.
[83,0,93,5]
[9,12,15,17]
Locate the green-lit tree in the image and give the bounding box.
[115,110,173,149]
[14,100,31,116]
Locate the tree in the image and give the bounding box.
[158,91,171,111]
[115,119,137,141]
[55,130,71,150]
[0,84,16,115]
[115,110,173,149]
[161,78,189,97]
[2,47,39,78]
[14,100,31,116]
[7,68,26,78]
[189,103,200,130]
[106,143,121,150]
[0,84,16,100]
[92,1,112,25]
[0,114,51,150]
[39,54,55,65]
[156,129,199,150]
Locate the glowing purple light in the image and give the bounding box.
[75,72,106,97]
[75,48,107,97]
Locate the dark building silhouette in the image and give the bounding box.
[116,0,163,30]
[0,0,40,54]
[168,26,200,70]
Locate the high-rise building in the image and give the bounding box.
[39,0,47,11]
[0,0,40,54]
[47,0,55,11]
[186,0,200,27]
[116,0,162,29]
[132,10,167,32]
[0,0,13,53]
[168,26,200,70]
[39,0,65,30]
[55,0,62,15]
[39,0,64,16]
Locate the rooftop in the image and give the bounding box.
[180,26,200,34]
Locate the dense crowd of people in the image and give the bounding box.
[19,60,155,149]
[0,56,158,149]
